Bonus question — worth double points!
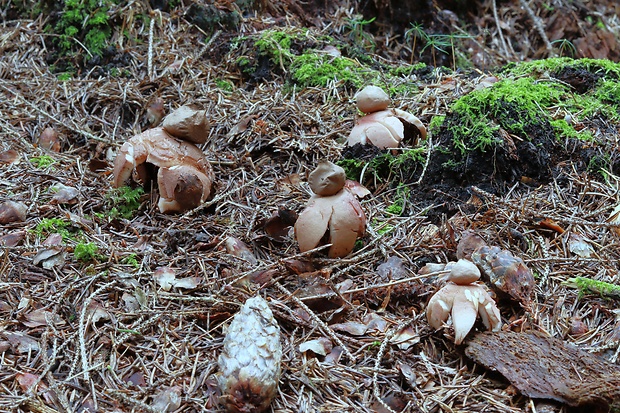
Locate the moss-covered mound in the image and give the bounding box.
[428,58,620,193]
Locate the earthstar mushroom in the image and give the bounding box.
[347,85,427,149]
[295,161,367,258]
[427,259,501,344]
[112,127,214,213]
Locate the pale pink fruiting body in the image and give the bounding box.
[447,259,481,285]
[112,127,214,213]
[355,85,390,113]
[347,109,427,149]
[162,105,210,144]
[295,180,366,258]
[426,282,502,345]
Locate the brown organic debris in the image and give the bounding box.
[218,296,281,413]
[466,331,620,411]
[37,127,61,152]
[471,245,536,304]
[147,97,165,126]
[0,200,27,224]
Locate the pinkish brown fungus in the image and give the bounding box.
[295,161,367,258]
[426,282,502,345]
[112,127,214,213]
[347,86,427,149]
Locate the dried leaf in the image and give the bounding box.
[299,338,333,356]
[330,321,368,336]
[135,287,148,309]
[122,293,140,312]
[16,372,55,403]
[227,114,258,137]
[147,98,165,126]
[4,332,40,353]
[363,313,389,333]
[0,230,26,247]
[42,233,63,247]
[607,203,620,236]
[88,301,111,324]
[457,230,487,260]
[397,361,417,387]
[224,237,258,265]
[32,248,65,269]
[0,200,27,224]
[0,149,19,164]
[51,184,80,205]
[376,256,408,281]
[390,325,420,350]
[124,371,147,387]
[154,267,176,291]
[263,208,297,241]
[151,385,182,412]
[171,276,202,289]
[38,127,61,152]
[22,309,64,328]
[568,233,594,258]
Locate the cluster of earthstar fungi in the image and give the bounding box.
[111,87,533,413]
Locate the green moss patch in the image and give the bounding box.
[228,27,429,92]
[428,58,620,190]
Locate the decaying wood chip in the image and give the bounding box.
[465,331,620,411]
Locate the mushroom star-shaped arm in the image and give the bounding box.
[426,282,502,345]
[294,187,366,258]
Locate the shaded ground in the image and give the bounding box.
[1,1,620,413]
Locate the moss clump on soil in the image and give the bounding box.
[233,27,429,90]
[430,58,620,189]
[565,277,620,300]
[33,218,77,241]
[50,0,118,60]
[291,52,380,88]
[338,148,426,186]
[104,186,144,219]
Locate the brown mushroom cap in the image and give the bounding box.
[308,160,346,196]
[447,259,481,285]
[355,86,390,113]
[162,105,210,144]
[157,165,213,213]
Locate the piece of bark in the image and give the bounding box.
[465,331,620,412]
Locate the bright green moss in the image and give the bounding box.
[74,242,99,262]
[338,148,427,184]
[290,52,380,88]
[503,57,620,78]
[33,218,75,241]
[106,186,144,219]
[565,276,620,299]
[30,155,56,169]
[428,115,445,136]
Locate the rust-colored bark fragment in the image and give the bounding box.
[465,331,620,412]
